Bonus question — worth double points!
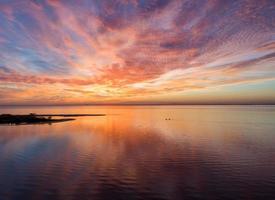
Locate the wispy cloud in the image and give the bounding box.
[0,0,274,104]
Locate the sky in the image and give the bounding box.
[0,0,274,105]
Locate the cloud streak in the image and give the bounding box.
[0,0,274,104]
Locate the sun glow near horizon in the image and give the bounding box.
[0,0,274,105]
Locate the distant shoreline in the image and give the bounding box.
[0,114,105,125]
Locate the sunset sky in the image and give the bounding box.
[0,0,274,105]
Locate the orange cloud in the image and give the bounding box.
[0,0,274,104]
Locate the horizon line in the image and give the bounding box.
[1,103,275,107]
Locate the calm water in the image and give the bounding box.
[0,105,275,200]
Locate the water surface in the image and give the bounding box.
[0,105,275,200]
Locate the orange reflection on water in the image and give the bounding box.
[0,106,275,199]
